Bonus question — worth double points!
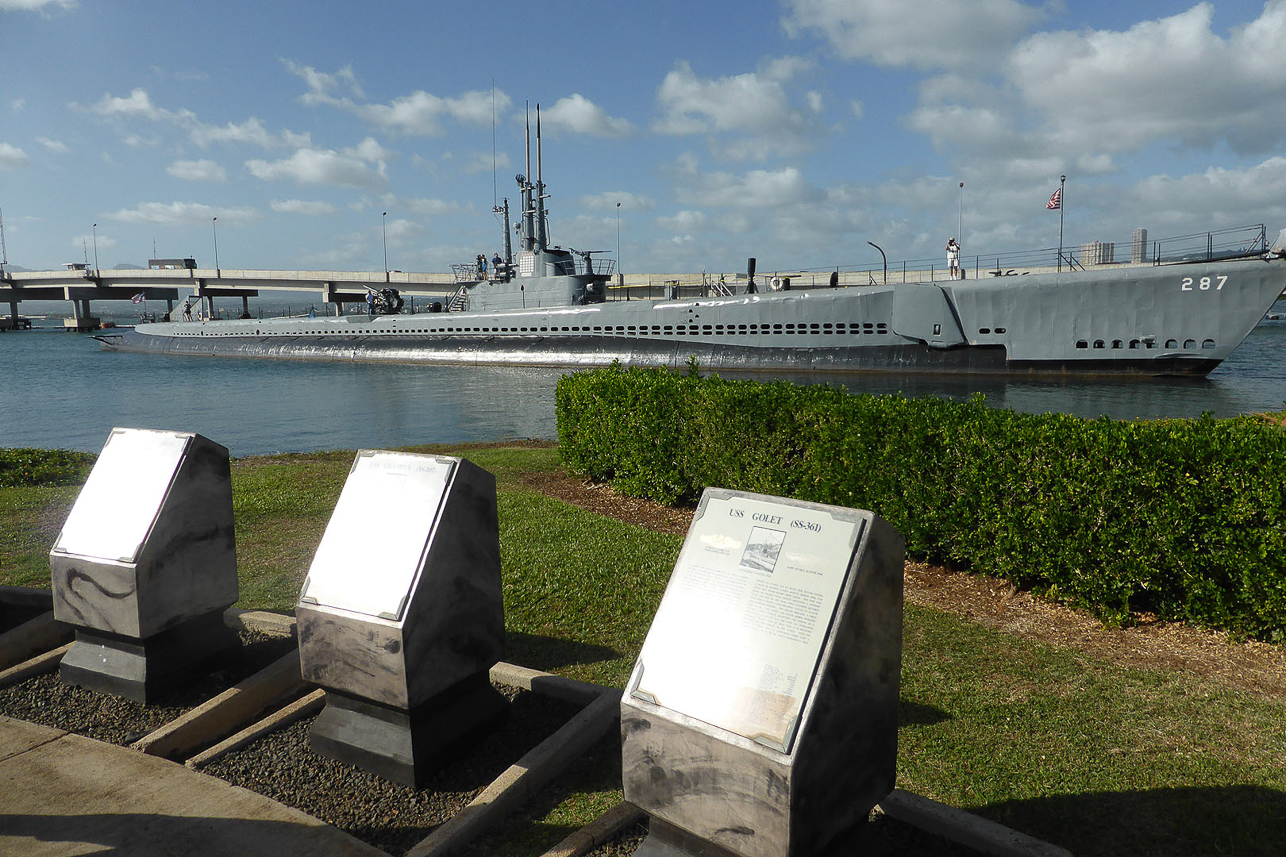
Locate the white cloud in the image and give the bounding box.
[286,62,508,136]
[85,88,194,123]
[580,191,656,212]
[271,199,336,216]
[108,201,259,226]
[383,217,422,246]
[458,150,512,175]
[0,142,30,168]
[167,159,227,182]
[81,88,309,151]
[354,89,501,135]
[542,94,632,137]
[71,233,114,250]
[0,0,76,10]
[190,117,311,150]
[394,197,458,216]
[654,60,826,159]
[657,210,709,232]
[246,140,390,191]
[1126,156,1286,229]
[1009,2,1286,156]
[36,137,68,153]
[10,99,24,110]
[283,60,365,105]
[782,0,1043,72]
[674,164,824,208]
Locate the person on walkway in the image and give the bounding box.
[182,298,192,321]
[477,254,488,280]
[946,238,961,279]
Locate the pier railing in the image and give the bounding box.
[610,223,1272,300]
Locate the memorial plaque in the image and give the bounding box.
[300,451,456,619]
[631,493,863,752]
[50,428,240,702]
[295,451,506,788]
[622,488,904,857]
[53,429,190,563]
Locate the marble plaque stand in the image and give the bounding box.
[310,672,507,788]
[296,455,506,787]
[50,430,240,703]
[622,491,905,857]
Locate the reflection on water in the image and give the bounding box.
[2,313,1284,456]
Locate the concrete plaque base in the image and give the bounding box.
[635,818,743,857]
[58,610,241,703]
[310,671,507,788]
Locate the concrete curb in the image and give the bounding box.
[0,643,69,690]
[489,661,609,707]
[879,788,1073,857]
[224,608,297,638]
[406,688,623,857]
[133,648,307,760]
[187,688,327,770]
[538,801,646,857]
[0,611,73,672]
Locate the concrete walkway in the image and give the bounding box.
[0,715,386,857]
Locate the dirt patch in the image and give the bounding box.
[522,469,1286,701]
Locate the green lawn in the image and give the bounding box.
[3,443,1285,856]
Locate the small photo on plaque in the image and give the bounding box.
[739,526,785,574]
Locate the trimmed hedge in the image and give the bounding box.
[555,364,1286,641]
[0,448,97,488]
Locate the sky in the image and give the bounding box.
[3,0,1286,277]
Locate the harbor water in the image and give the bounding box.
[2,311,1285,457]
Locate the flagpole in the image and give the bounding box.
[1057,174,1066,272]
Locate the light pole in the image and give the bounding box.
[212,216,219,272]
[616,202,621,299]
[92,223,99,273]
[382,211,388,281]
[957,182,963,245]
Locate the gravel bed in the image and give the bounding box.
[0,629,299,746]
[202,683,583,856]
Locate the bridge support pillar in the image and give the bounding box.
[241,295,249,318]
[8,302,17,327]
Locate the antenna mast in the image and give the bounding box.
[491,81,497,210]
[0,208,8,268]
[535,103,547,249]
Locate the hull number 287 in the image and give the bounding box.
[1182,275,1228,291]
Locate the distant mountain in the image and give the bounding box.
[1,264,33,273]
[113,263,144,270]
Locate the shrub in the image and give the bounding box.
[556,365,1286,641]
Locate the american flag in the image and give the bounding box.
[1046,188,1062,210]
[131,293,145,303]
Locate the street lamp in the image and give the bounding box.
[382,211,388,281]
[868,241,887,285]
[92,223,99,273]
[616,202,621,298]
[212,216,219,272]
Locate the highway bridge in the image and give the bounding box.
[0,265,458,330]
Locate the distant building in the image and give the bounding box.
[148,258,198,270]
